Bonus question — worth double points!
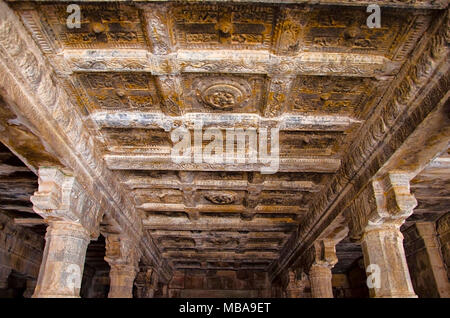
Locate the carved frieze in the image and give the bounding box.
[100,128,171,152]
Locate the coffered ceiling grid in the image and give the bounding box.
[10,1,441,272]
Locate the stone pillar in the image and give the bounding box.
[30,168,103,298]
[135,267,158,298]
[309,240,338,298]
[415,222,450,297]
[23,279,37,298]
[105,234,140,298]
[0,265,11,289]
[310,264,334,298]
[286,270,310,298]
[108,264,137,298]
[33,221,90,298]
[361,224,416,298]
[161,284,168,298]
[348,173,417,298]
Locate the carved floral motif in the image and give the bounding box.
[204,191,237,205]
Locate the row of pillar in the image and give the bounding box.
[286,172,448,298]
[289,223,417,298]
[12,167,449,298]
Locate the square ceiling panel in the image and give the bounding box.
[76,72,160,111]
[36,3,148,49]
[288,75,377,117]
[181,73,266,114]
[171,3,276,50]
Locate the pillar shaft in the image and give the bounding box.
[0,265,11,289]
[105,234,140,298]
[361,225,416,298]
[415,222,450,297]
[108,264,137,298]
[309,264,333,298]
[23,279,37,298]
[33,221,90,298]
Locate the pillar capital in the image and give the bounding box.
[104,233,141,298]
[286,270,309,298]
[135,266,158,298]
[104,234,141,269]
[347,171,417,240]
[345,171,418,298]
[30,167,102,298]
[297,239,338,298]
[31,167,103,239]
[371,172,417,226]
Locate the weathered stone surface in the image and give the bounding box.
[0,0,448,298]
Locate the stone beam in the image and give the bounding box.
[92,112,360,131]
[142,215,298,232]
[163,251,279,261]
[64,49,392,77]
[0,1,172,282]
[269,9,449,281]
[125,178,320,192]
[105,154,341,173]
[138,203,307,215]
[13,218,46,226]
[150,230,290,240]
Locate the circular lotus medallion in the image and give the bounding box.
[195,79,251,111]
[204,191,237,205]
[201,84,243,110]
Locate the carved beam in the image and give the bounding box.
[63,49,392,77]
[104,233,142,298]
[124,178,320,192]
[92,111,360,131]
[142,215,298,232]
[105,154,341,173]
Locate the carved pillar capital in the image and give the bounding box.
[135,267,158,298]
[105,234,141,298]
[286,270,309,298]
[30,167,102,298]
[346,171,417,298]
[347,171,417,240]
[104,234,141,268]
[296,239,338,298]
[31,167,103,239]
[371,172,417,227]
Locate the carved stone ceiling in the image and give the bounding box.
[6,0,446,272]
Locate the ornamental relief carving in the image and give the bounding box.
[33,3,148,49]
[288,76,376,117]
[204,191,237,205]
[171,4,274,50]
[76,72,159,111]
[183,74,263,113]
[198,82,250,111]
